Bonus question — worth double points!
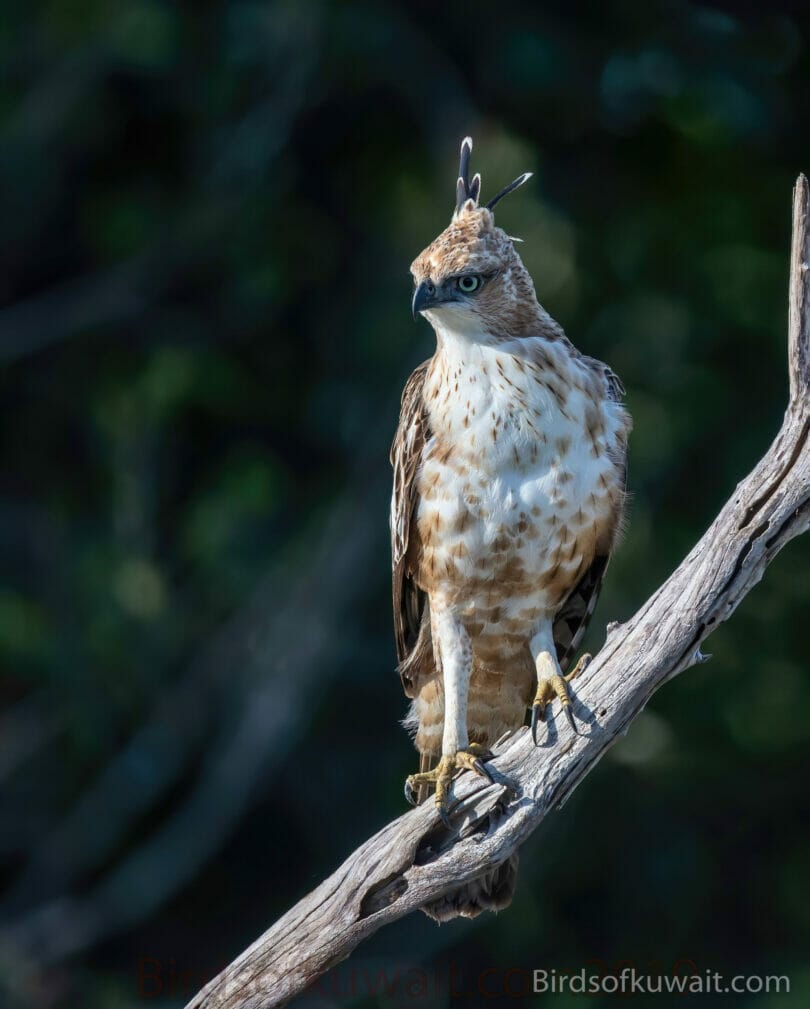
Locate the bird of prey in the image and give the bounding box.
[390,137,631,920]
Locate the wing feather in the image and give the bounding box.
[552,554,609,671]
[390,360,434,696]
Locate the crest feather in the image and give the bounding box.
[469,172,481,203]
[451,137,532,219]
[454,137,474,215]
[485,171,533,211]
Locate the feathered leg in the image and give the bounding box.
[404,605,493,824]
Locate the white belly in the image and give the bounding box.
[416,335,623,637]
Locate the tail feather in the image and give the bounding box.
[415,748,519,922]
[421,853,519,923]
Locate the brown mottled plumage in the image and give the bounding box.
[390,138,631,921]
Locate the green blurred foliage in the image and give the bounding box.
[1,1,809,1007]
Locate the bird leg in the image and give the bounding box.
[530,639,591,744]
[404,744,494,826]
[403,605,495,825]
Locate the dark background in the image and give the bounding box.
[1,1,809,1007]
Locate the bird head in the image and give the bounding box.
[410,137,543,339]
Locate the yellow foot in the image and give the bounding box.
[404,743,494,827]
[531,653,592,744]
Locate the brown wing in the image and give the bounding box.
[552,554,609,671]
[390,360,434,697]
[553,362,630,670]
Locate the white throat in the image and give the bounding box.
[423,306,496,348]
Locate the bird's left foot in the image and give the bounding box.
[531,653,591,744]
[404,743,494,826]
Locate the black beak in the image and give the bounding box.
[412,280,437,320]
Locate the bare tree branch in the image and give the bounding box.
[187,177,810,1009]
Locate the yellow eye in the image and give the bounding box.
[457,275,481,293]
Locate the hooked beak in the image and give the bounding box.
[412,280,438,320]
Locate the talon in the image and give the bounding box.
[530,703,543,745]
[438,805,453,829]
[563,703,578,734]
[404,777,418,807]
[473,758,494,782]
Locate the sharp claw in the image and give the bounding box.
[404,778,417,806]
[473,758,494,783]
[563,704,578,734]
[531,705,541,745]
[438,806,453,829]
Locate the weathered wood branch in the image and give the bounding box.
[187,177,810,1009]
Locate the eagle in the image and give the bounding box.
[390,138,631,921]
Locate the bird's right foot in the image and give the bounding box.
[404,744,494,827]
